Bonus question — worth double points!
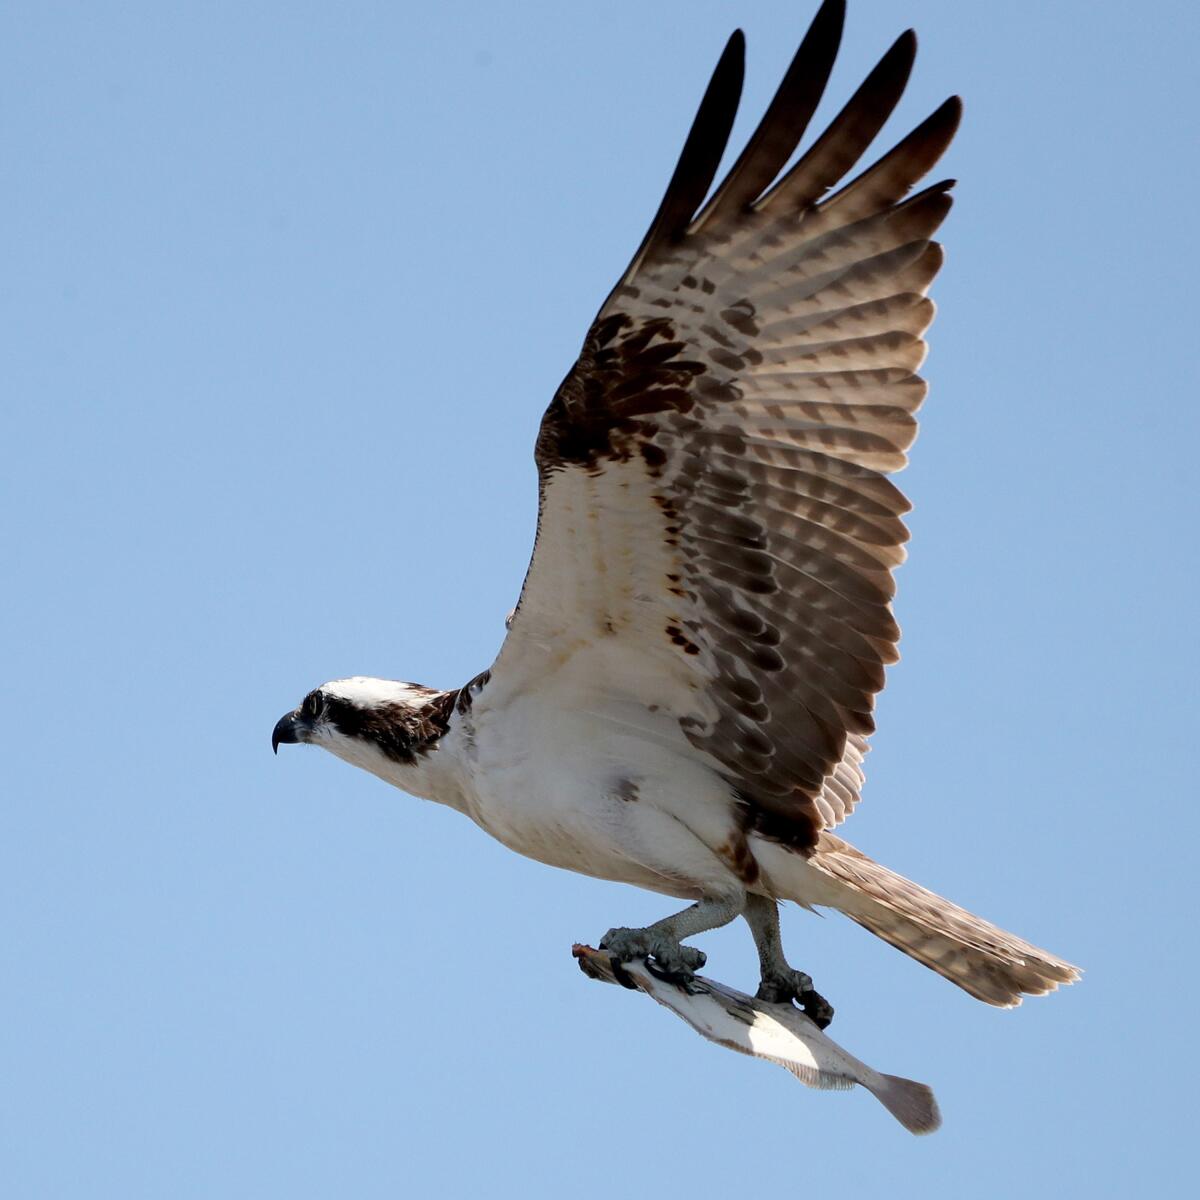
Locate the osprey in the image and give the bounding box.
[274,0,1079,1026]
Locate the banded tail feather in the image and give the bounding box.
[809,833,1081,1006]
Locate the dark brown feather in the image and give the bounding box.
[325,687,458,763]
[612,31,745,294]
[693,0,846,228]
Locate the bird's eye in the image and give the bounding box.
[301,691,323,719]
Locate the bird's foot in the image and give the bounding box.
[600,926,707,986]
[756,968,835,1029]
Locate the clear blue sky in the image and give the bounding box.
[4,1,1196,1195]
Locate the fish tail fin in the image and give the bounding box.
[871,1072,942,1134]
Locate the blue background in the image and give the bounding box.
[4,2,1195,1195]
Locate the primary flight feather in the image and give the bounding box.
[273,0,1079,1026]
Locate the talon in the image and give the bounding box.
[598,926,705,984]
[755,979,789,1005]
[755,968,835,1029]
[801,990,835,1030]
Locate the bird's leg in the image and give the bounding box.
[601,891,745,985]
[743,894,834,1029]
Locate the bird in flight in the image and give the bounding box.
[273,0,1079,1027]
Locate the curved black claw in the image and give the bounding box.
[600,926,707,986]
[756,968,835,1030]
[799,989,835,1030]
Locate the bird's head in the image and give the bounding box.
[272,676,454,778]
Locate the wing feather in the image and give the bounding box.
[759,29,917,212]
[614,31,745,291]
[694,0,845,227]
[493,0,960,848]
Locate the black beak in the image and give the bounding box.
[272,711,306,754]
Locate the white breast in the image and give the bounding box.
[444,647,747,901]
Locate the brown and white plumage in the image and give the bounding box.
[503,6,957,849]
[275,0,1079,1025]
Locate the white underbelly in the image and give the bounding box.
[455,689,746,901]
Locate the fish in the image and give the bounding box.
[573,945,941,1134]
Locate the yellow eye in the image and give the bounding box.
[301,691,323,719]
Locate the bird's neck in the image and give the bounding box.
[381,737,472,814]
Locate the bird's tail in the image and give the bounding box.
[801,833,1081,1006]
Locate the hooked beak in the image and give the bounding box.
[272,711,308,754]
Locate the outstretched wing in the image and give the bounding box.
[491,0,960,851]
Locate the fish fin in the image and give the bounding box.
[870,1072,942,1134]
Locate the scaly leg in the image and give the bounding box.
[601,891,745,983]
[743,894,834,1028]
